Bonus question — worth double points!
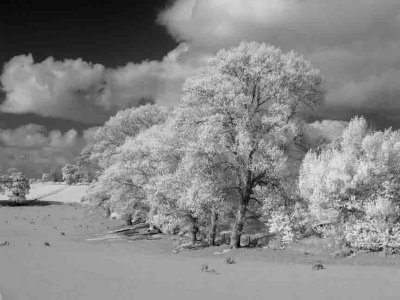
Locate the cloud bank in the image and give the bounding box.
[159,0,400,128]
[0,44,204,124]
[305,120,348,149]
[0,124,97,178]
[3,0,400,128]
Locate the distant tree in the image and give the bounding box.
[75,146,98,183]
[0,171,30,202]
[41,173,55,182]
[50,168,63,182]
[9,172,30,202]
[6,168,20,176]
[0,174,9,194]
[61,164,81,185]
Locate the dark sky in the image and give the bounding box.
[0,0,177,67]
[0,0,177,132]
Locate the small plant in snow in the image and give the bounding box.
[224,256,235,264]
[1,171,30,202]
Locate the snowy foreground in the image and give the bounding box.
[1,186,400,299]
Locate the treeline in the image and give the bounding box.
[78,42,400,253]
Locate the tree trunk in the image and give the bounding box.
[148,206,157,231]
[383,226,391,257]
[230,201,247,248]
[124,213,133,226]
[191,223,199,246]
[105,207,111,218]
[208,210,218,246]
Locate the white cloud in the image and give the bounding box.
[159,0,400,128]
[100,44,205,110]
[0,124,96,178]
[0,44,204,123]
[305,120,348,148]
[2,0,400,129]
[159,0,400,50]
[1,55,108,123]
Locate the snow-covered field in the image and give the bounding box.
[0,183,89,202]
[1,185,400,299]
[35,184,89,203]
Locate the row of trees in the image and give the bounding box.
[81,42,325,247]
[0,164,89,203]
[42,164,94,185]
[79,41,400,253]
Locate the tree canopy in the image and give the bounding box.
[172,41,325,246]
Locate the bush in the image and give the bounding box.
[150,213,181,235]
[267,211,295,246]
[1,172,30,202]
[225,257,235,264]
[42,173,55,182]
[61,164,81,185]
[264,202,311,247]
[344,219,400,253]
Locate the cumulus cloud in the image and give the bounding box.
[1,55,108,123]
[0,124,97,178]
[0,44,204,123]
[100,44,207,110]
[160,0,400,50]
[2,0,400,129]
[305,120,348,148]
[159,0,400,129]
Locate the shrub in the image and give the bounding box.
[225,257,235,264]
[1,172,30,202]
[150,213,180,235]
[267,211,295,246]
[344,220,400,253]
[61,164,81,185]
[42,173,55,182]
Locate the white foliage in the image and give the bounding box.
[299,116,400,251]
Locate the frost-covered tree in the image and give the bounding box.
[50,168,63,182]
[146,141,232,245]
[115,123,190,235]
[0,170,30,202]
[299,116,371,223]
[179,147,235,245]
[83,104,169,221]
[61,164,81,185]
[88,152,153,226]
[87,104,169,169]
[83,42,323,246]
[175,41,324,247]
[101,118,227,244]
[299,116,400,253]
[75,146,98,183]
